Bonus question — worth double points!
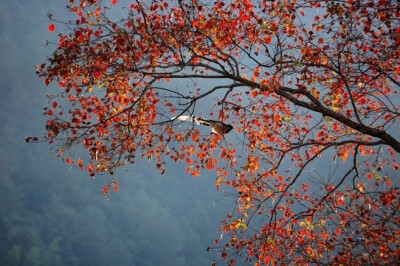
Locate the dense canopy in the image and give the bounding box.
[35,0,400,264]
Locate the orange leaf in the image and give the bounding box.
[206,158,215,169]
[321,231,329,239]
[191,168,200,176]
[339,150,348,162]
[185,166,191,173]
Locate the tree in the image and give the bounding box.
[34,0,400,264]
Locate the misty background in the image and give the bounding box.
[0,1,231,265]
[3,1,399,265]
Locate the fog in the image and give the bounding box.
[0,1,229,265]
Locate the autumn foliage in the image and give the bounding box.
[35,0,400,264]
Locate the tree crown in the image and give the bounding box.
[35,0,400,264]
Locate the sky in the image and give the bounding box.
[0,1,232,265]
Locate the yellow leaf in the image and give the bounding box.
[234,220,248,230]
[357,183,364,192]
[316,219,326,227]
[361,223,367,228]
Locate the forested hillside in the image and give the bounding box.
[0,1,225,265]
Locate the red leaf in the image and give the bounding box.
[251,119,261,127]
[264,35,272,44]
[251,90,258,97]
[243,0,252,9]
[52,102,58,109]
[191,168,200,176]
[102,184,110,194]
[206,158,215,169]
[93,71,102,80]
[273,114,280,122]
[317,130,324,138]
[48,24,55,32]
[77,158,84,170]
[87,163,94,173]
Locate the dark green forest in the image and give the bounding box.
[0,1,227,265]
[0,152,225,265]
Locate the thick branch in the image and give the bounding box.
[217,71,400,153]
[275,87,400,153]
